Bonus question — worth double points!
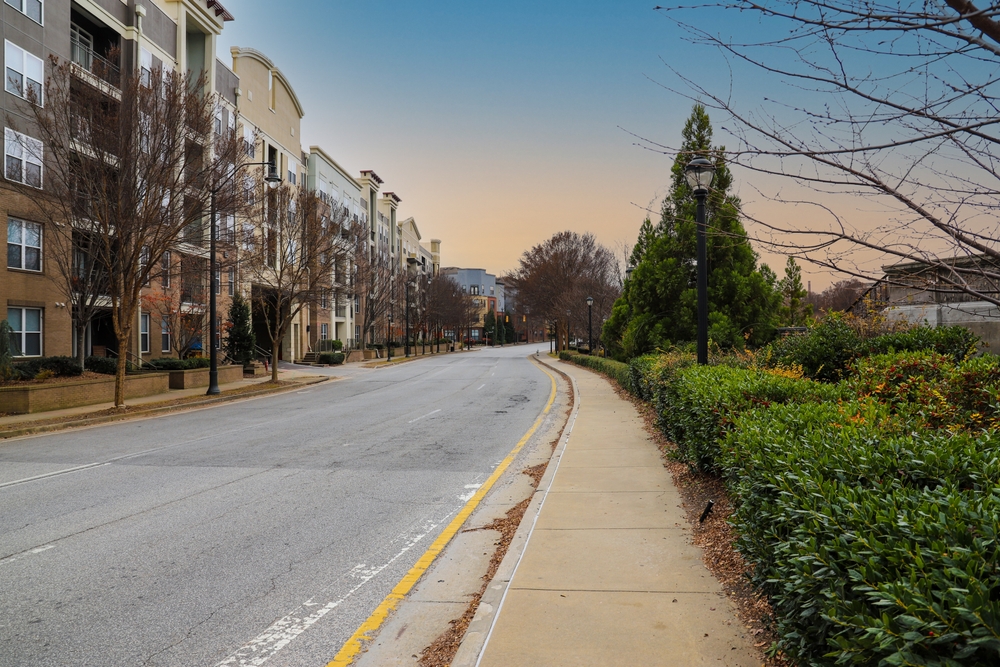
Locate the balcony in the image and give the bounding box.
[70,19,121,93]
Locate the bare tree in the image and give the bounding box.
[507,231,620,351]
[140,253,206,358]
[239,184,350,381]
[654,0,1000,304]
[16,56,249,406]
[425,274,467,351]
[349,221,397,352]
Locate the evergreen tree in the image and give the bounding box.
[628,217,656,268]
[604,104,780,359]
[225,292,256,367]
[483,309,496,343]
[778,256,812,326]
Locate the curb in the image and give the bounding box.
[450,355,581,667]
[0,376,330,440]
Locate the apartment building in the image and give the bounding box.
[229,45,309,362]
[2,0,233,361]
[440,267,505,342]
[306,145,362,348]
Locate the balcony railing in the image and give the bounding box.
[70,36,120,89]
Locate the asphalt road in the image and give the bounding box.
[0,343,553,667]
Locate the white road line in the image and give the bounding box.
[477,384,485,391]
[215,516,445,667]
[407,409,441,424]
[0,544,54,565]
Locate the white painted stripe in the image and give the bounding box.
[215,516,448,667]
[477,384,485,391]
[407,409,441,424]
[0,544,54,565]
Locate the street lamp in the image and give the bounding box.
[684,156,716,366]
[586,296,594,354]
[625,265,634,282]
[387,311,393,361]
[207,160,280,395]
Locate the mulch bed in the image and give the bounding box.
[619,384,791,666]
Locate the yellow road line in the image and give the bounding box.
[326,360,558,667]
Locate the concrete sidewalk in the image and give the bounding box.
[464,356,760,667]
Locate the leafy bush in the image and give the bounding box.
[769,314,861,381]
[849,351,1000,429]
[12,355,84,380]
[658,364,845,470]
[864,324,980,363]
[329,339,344,351]
[147,357,211,371]
[561,352,631,388]
[722,400,1000,665]
[84,356,145,375]
[318,352,345,365]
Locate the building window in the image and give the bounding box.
[228,267,235,296]
[7,218,41,271]
[214,109,222,135]
[5,0,42,24]
[161,320,171,352]
[470,285,478,295]
[320,289,328,309]
[320,323,328,340]
[139,47,152,87]
[214,266,221,294]
[161,251,171,287]
[140,313,150,353]
[355,325,360,340]
[5,41,43,102]
[7,307,41,356]
[5,129,42,187]
[287,169,296,185]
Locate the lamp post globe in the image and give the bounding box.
[685,156,716,365]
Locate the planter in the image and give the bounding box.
[345,350,364,363]
[167,364,244,389]
[363,350,377,360]
[0,372,170,415]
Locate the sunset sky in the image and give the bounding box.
[217,0,828,286]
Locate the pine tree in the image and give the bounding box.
[628,217,656,267]
[778,256,812,326]
[605,104,780,358]
[225,292,256,367]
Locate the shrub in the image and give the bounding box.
[147,357,211,371]
[562,353,630,387]
[318,352,345,365]
[12,355,84,380]
[864,324,980,363]
[659,364,845,470]
[769,314,861,382]
[722,401,1000,665]
[83,356,143,375]
[330,339,344,351]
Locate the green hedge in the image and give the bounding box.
[318,352,345,365]
[560,352,631,388]
[12,356,83,380]
[723,400,1000,665]
[146,357,211,371]
[658,364,845,471]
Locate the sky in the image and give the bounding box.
[216,0,820,285]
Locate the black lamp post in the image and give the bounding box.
[684,156,716,366]
[207,160,280,395]
[586,296,594,354]
[387,311,393,361]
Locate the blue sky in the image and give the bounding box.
[218,0,791,279]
